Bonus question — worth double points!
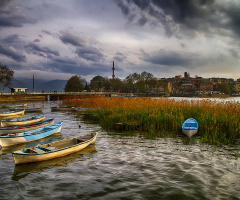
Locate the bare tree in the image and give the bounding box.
[0,63,14,92]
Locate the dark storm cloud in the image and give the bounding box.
[75,47,105,62]
[59,31,87,47]
[0,0,36,28]
[219,3,240,36]
[45,56,111,76]
[25,43,60,58]
[114,52,127,63]
[142,49,194,66]
[115,0,240,37]
[42,30,52,35]
[0,44,27,62]
[2,34,21,44]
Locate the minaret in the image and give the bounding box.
[112,61,115,79]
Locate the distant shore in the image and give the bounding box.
[0,92,236,102]
[0,94,45,102]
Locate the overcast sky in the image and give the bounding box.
[0,0,239,81]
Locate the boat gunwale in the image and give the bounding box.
[182,118,198,129]
[1,114,46,123]
[12,132,97,156]
[0,122,62,138]
[0,119,54,131]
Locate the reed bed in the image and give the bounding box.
[63,95,240,145]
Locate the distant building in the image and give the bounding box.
[199,83,213,92]
[11,88,28,94]
[175,75,182,81]
[184,72,190,78]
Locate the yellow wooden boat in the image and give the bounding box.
[1,103,27,108]
[12,132,98,164]
[1,114,46,127]
[0,110,24,118]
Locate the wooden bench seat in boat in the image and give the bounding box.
[77,135,93,143]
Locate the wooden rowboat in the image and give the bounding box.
[0,119,55,135]
[0,110,25,117]
[0,122,62,147]
[1,114,46,127]
[1,103,27,108]
[9,107,43,113]
[51,105,72,111]
[182,118,198,137]
[12,132,97,164]
[71,107,95,112]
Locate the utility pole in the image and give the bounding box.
[33,75,34,93]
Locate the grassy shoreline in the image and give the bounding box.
[63,96,240,145]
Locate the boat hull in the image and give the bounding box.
[1,114,46,127]
[1,103,27,108]
[9,107,43,113]
[13,132,97,164]
[182,129,198,137]
[0,110,25,117]
[51,105,72,111]
[0,122,62,147]
[0,119,54,135]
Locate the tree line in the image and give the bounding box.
[64,72,166,94]
[65,72,238,95]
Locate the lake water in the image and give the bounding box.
[0,99,240,200]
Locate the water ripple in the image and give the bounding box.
[0,101,239,199]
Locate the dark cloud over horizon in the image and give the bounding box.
[115,0,240,38]
[0,0,239,81]
[0,44,27,62]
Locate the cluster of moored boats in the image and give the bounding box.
[0,103,98,165]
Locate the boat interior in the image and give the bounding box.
[183,122,198,128]
[23,134,95,154]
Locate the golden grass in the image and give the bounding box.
[63,95,240,145]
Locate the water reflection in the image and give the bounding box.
[0,100,239,199]
[12,144,97,181]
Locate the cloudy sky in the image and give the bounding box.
[0,0,239,81]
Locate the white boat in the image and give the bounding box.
[12,132,97,164]
[1,114,46,127]
[182,118,198,137]
[0,110,25,117]
[0,122,62,147]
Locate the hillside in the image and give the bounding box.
[4,78,67,93]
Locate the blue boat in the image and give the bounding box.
[0,119,55,135]
[182,118,198,137]
[0,122,62,146]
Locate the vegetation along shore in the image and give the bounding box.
[63,96,240,146]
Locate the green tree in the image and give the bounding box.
[218,83,231,94]
[0,63,14,92]
[108,78,124,92]
[89,75,105,91]
[64,75,85,92]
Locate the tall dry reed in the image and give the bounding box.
[63,95,240,145]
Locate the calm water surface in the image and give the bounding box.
[0,99,239,200]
